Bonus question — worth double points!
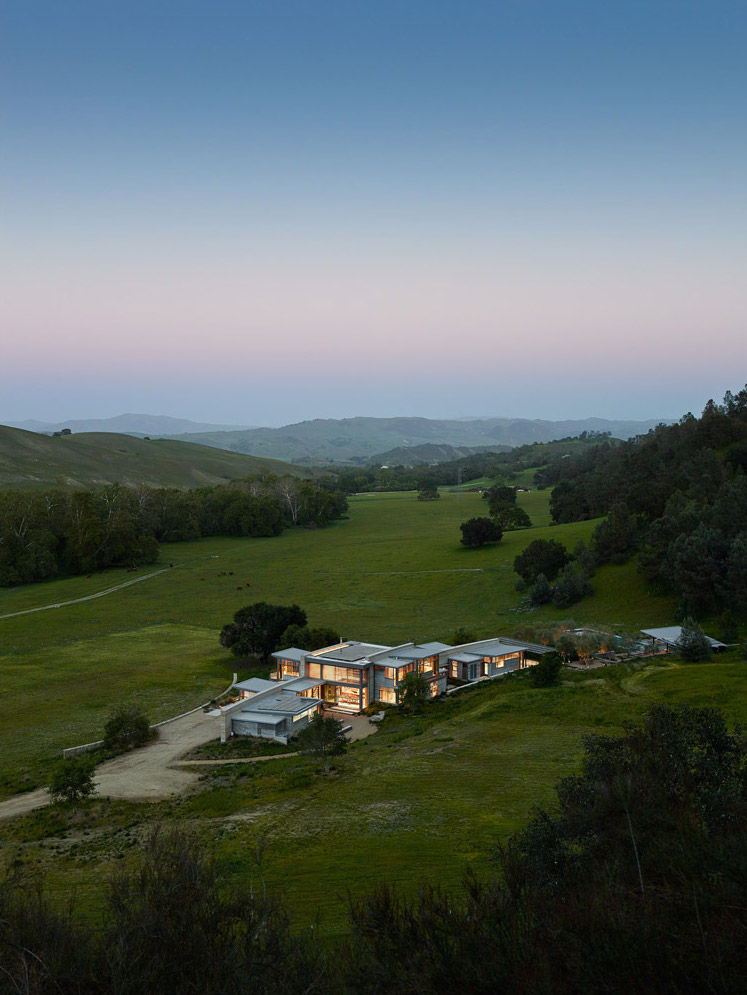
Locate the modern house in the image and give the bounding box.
[272,640,451,710]
[218,634,558,744]
[439,637,554,681]
[217,676,323,744]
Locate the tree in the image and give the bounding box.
[484,484,516,513]
[104,704,154,751]
[513,539,570,584]
[676,618,713,661]
[295,713,347,770]
[279,623,339,651]
[491,504,532,531]
[49,757,96,811]
[106,827,317,994]
[554,632,579,663]
[530,651,563,687]
[450,626,476,645]
[220,602,307,661]
[460,517,503,548]
[417,485,440,501]
[552,562,593,608]
[399,671,429,712]
[528,572,553,606]
[591,502,638,564]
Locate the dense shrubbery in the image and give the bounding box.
[0,476,347,587]
[537,386,747,617]
[3,706,743,993]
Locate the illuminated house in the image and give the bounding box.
[218,676,323,744]
[272,640,451,710]
[439,637,553,681]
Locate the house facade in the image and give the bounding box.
[219,635,556,744]
[439,637,553,681]
[272,640,451,710]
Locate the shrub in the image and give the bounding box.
[530,652,563,687]
[49,757,96,810]
[676,618,713,662]
[104,705,155,752]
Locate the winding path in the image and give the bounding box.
[0,710,378,821]
[0,567,172,620]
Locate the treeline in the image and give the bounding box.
[0,477,347,587]
[335,434,613,494]
[0,705,743,993]
[538,387,747,618]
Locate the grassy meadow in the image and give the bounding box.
[0,486,677,797]
[4,655,745,939]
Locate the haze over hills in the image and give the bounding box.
[7,414,254,437]
[167,415,668,464]
[0,425,311,491]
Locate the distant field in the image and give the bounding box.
[0,487,676,797]
[4,655,745,939]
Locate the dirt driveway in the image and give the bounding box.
[0,708,221,821]
[0,708,381,822]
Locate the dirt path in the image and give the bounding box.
[0,709,381,821]
[0,567,173,620]
[0,708,221,821]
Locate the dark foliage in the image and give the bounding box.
[278,622,340,651]
[529,651,563,686]
[103,705,154,752]
[513,538,570,584]
[538,386,747,615]
[220,602,306,660]
[49,757,96,810]
[0,478,347,588]
[295,713,348,768]
[460,517,503,547]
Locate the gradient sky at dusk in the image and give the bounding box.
[3,1,746,425]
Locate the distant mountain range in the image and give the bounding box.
[166,415,668,463]
[7,413,254,437]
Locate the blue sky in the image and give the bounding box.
[2,1,746,425]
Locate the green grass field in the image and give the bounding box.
[0,487,677,797]
[4,655,745,939]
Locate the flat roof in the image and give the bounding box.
[270,647,307,663]
[390,641,452,661]
[235,711,285,726]
[448,637,552,657]
[448,651,484,663]
[641,626,726,649]
[283,677,324,691]
[248,692,322,716]
[234,677,277,693]
[311,642,391,663]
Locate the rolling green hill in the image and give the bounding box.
[0,424,313,491]
[167,415,667,463]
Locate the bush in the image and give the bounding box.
[530,652,563,687]
[551,563,593,608]
[104,705,155,751]
[528,572,553,606]
[49,756,96,810]
[460,517,503,547]
[677,618,713,662]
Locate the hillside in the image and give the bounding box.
[0,425,312,491]
[167,415,666,462]
[369,442,509,466]
[7,413,253,436]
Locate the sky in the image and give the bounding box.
[2,1,746,426]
